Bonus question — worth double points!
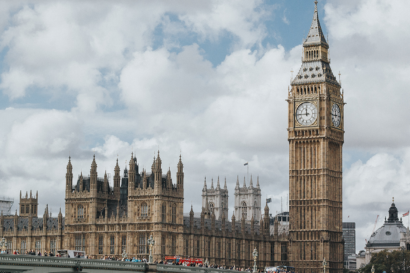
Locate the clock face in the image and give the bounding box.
[296,102,317,126]
[331,103,341,127]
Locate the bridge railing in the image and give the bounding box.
[0,254,146,271]
[156,264,235,273]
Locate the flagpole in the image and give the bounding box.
[247,164,249,183]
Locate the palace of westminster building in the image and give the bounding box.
[0,2,344,272]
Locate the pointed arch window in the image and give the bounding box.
[77,205,84,219]
[209,202,214,213]
[21,240,26,254]
[172,203,176,224]
[141,203,148,217]
[162,203,166,223]
[241,201,247,219]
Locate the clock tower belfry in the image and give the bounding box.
[287,1,344,273]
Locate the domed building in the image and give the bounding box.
[364,199,408,264]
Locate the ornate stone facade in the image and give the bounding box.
[234,177,261,224]
[287,1,344,272]
[202,177,229,220]
[0,154,289,268]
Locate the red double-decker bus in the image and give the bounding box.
[164,256,203,266]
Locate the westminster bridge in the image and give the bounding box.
[0,255,236,273]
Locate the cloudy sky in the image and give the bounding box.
[0,0,409,253]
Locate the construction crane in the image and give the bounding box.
[372,215,379,234]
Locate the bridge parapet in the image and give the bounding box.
[156,264,234,273]
[0,254,236,273]
[0,254,146,271]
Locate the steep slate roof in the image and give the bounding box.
[303,1,328,48]
[291,1,339,87]
[183,216,261,235]
[292,61,339,86]
[2,217,64,231]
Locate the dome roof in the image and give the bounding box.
[367,202,406,247]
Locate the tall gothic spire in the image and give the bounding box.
[224,177,227,189]
[292,1,339,87]
[304,0,328,48]
[91,155,97,173]
[217,176,220,190]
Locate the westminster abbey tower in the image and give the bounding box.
[287,1,344,273]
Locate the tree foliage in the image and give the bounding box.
[359,250,410,273]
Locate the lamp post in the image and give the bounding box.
[122,249,128,260]
[322,258,327,273]
[0,238,6,254]
[147,235,155,264]
[252,248,258,273]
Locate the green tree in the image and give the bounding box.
[359,249,410,273]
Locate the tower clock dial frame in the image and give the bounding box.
[294,100,318,127]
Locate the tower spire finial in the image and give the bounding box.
[315,0,318,10]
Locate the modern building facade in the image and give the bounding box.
[287,1,344,272]
[342,222,355,268]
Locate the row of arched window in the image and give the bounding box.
[161,203,176,223]
[296,85,321,95]
[305,50,320,60]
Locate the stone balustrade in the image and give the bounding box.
[0,254,238,273]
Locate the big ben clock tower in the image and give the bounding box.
[288,1,344,273]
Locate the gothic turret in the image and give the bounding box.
[79,172,83,192]
[114,158,121,198]
[66,157,73,196]
[103,171,109,193]
[203,177,207,191]
[231,212,236,236]
[128,153,135,190]
[154,151,162,193]
[90,155,98,196]
[58,208,62,231]
[177,154,184,190]
[167,167,172,189]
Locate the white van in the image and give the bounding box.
[57,250,86,258]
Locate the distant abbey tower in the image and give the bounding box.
[234,176,261,224]
[201,177,229,220]
[288,1,344,272]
